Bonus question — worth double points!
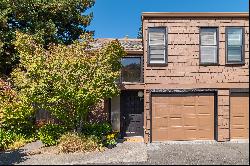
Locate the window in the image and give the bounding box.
[148,27,167,64]
[121,57,142,82]
[200,28,218,64]
[226,27,244,64]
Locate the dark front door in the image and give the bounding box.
[120,90,144,137]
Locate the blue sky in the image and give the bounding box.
[87,0,249,39]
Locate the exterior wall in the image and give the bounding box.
[111,95,121,131]
[217,90,230,141]
[143,16,249,143]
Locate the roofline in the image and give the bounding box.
[142,12,249,19]
[95,38,142,41]
[126,50,143,54]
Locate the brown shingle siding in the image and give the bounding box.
[143,14,249,142]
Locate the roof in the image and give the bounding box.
[90,38,143,53]
[142,12,249,19]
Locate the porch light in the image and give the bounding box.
[138,91,144,98]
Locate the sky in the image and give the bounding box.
[87,0,249,39]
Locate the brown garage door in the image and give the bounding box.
[152,93,214,141]
[230,92,249,139]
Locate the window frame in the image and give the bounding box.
[225,27,245,65]
[199,27,219,66]
[147,27,168,66]
[120,55,143,83]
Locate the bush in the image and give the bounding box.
[82,122,112,139]
[8,134,35,150]
[1,103,35,136]
[0,129,15,150]
[0,128,36,151]
[103,131,119,148]
[0,78,35,137]
[58,132,101,153]
[37,124,66,146]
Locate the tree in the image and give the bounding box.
[12,32,126,131]
[0,0,95,75]
[137,24,142,39]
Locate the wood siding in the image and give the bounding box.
[143,16,249,143]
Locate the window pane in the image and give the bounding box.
[121,57,141,82]
[149,32,165,45]
[149,46,165,63]
[228,46,242,62]
[201,28,217,45]
[200,46,217,63]
[228,28,242,46]
[148,28,167,64]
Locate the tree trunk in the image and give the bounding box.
[77,116,83,133]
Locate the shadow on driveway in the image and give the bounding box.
[0,149,28,165]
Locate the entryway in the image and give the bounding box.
[120,90,144,138]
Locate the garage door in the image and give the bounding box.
[152,93,214,141]
[230,92,249,139]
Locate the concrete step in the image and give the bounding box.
[123,137,144,142]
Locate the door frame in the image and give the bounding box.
[120,90,144,137]
[149,89,218,143]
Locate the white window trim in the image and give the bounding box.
[148,27,167,65]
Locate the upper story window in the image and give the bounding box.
[148,27,167,64]
[200,28,218,65]
[226,27,244,64]
[121,56,142,82]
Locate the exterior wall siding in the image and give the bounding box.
[143,16,249,143]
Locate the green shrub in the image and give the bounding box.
[0,79,35,137]
[37,124,66,146]
[58,132,101,153]
[103,131,119,148]
[82,122,112,139]
[0,129,16,150]
[8,134,35,150]
[1,103,35,136]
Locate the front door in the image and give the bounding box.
[120,90,144,137]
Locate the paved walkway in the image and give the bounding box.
[0,142,248,165]
[0,142,147,165]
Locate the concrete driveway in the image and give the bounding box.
[0,142,249,165]
[145,142,249,165]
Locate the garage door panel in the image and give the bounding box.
[169,96,188,105]
[196,105,212,115]
[152,93,214,141]
[183,96,196,105]
[172,105,187,114]
[153,97,167,104]
[231,128,248,139]
[183,116,197,127]
[152,117,168,128]
[152,129,169,141]
[197,97,211,106]
[153,104,170,117]
[197,129,213,140]
[184,129,197,140]
[230,92,249,139]
[169,117,182,127]
[231,117,246,125]
[198,115,213,127]
[231,108,246,115]
[182,106,196,115]
[168,127,185,140]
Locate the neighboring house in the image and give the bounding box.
[106,12,249,143]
